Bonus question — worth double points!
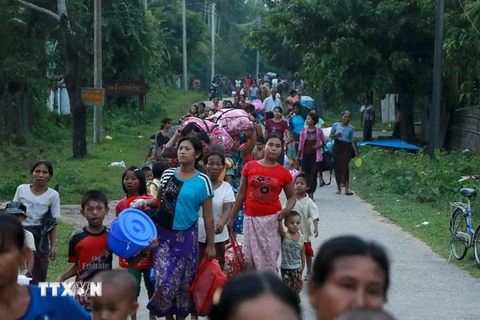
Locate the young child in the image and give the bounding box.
[90,270,139,320]
[0,214,90,319]
[253,135,265,160]
[141,166,154,193]
[278,211,305,303]
[4,201,36,278]
[56,190,112,312]
[284,174,319,280]
[148,162,166,196]
[115,166,156,320]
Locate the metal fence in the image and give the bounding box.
[449,105,480,151]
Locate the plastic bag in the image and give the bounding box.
[224,232,245,279]
[189,259,227,316]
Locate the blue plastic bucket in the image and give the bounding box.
[107,208,157,259]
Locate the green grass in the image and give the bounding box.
[47,221,76,281]
[2,87,204,281]
[0,87,205,204]
[350,147,480,278]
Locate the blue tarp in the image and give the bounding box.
[357,139,422,151]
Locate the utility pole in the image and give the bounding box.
[204,0,208,23]
[256,50,260,78]
[93,0,102,144]
[182,0,188,90]
[211,3,215,81]
[429,0,445,160]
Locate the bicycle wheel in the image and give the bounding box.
[450,208,468,260]
[473,225,480,264]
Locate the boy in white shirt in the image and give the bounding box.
[4,201,36,278]
[284,173,319,280]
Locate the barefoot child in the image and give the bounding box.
[279,211,305,303]
[284,174,319,280]
[56,190,113,312]
[90,270,139,320]
[115,166,157,320]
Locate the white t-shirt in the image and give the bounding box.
[272,78,279,88]
[24,229,36,251]
[235,80,242,88]
[13,184,61,226]
[198,181,235,243]
[284,196,319,241]
[263,96,282,113]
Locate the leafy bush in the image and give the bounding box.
[351,147,480,203]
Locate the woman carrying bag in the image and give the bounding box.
[297,112,326,199]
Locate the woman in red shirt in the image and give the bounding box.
[229,134,296,273]
[265,106,290,165]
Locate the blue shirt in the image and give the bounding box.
[19,285,91,320]
[160,168,214,230]
[330,122,354,142]
[288,115,305,135]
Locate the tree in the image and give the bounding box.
[249,0,437,142]
[16,0,89,158]
[443,0,480,106]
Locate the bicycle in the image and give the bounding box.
[449,176,480,263]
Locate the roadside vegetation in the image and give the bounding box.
[351,146,480,277]
[0,87,204,204]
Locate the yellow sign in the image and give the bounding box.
[81,88,104,105]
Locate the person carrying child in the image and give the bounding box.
[3,201,36,278]
[284,174,320,281]
[55,190,113,312]
[115,166,157,320]
[278,211,306,303]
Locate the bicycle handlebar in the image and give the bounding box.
[458,176,480,182]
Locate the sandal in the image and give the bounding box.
[345,191,354,196]
[335,190,342,194]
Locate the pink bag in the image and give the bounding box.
[211,127,235,151]
[183,117,217,133]
[206,108,255,137]
[250,99,265,113]
[182,117,235,151]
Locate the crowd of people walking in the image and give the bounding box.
[1,75,394,320]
